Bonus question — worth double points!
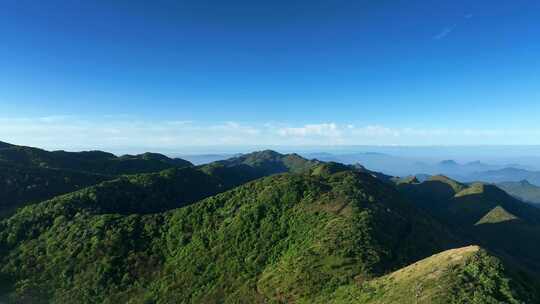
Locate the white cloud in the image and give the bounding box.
[210,122,261,135]
[278,123,340,137]
[0,117,538,153]
[350,125,401,137]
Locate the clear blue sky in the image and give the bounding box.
[1,0,539,151]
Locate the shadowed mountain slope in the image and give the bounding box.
[0,141,195,218]
[0,141,13,149]
[0,144,538,303]
[0,143,193,175]
[0,169,467,303]
[0,150,322,218]
[398,176,540,273]
[0,162,111,218]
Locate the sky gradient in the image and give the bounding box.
[1,1,540,151]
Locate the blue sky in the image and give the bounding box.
[1,0,539,151]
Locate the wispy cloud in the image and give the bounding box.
[0,117,538,152]
[278,123,340,137]
[433,26,455,40]
[433,13,473,40]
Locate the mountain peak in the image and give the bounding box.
[519,179,532,186]
[467,160,483,165]
[310,162,350,176]
[428,175,466,193]
[248,149,283,157]
[209,149,320,176]
[233,150,284,163]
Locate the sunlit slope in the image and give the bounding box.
[327,245,538,304]
[0,169,459,303]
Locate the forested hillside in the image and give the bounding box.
[0,162,110,218]
[0,142,195,218]
[1,164,538,303]
[0,143,538,303]
[0,144,193,175]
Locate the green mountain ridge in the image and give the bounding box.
[0,141,198,218]
[0,161,111,218]
[0,148,323,220]
[2,169,505,303]
[398,175,540,274]
[0,143,538,303]
[0,144,193,175]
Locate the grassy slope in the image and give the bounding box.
[0,170,461,303]
[328,246,538,304]
[475,206,518,225]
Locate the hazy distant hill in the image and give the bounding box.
[465,167,540,186]
[497,180,540,206]
[302,152,511,178]
[304,152,423,176]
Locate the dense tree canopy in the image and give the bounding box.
[0,142,538,303]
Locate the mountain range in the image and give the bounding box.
[496,180,540,206]
[303,152,540,187]
[0,141,539,303]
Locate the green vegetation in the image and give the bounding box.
[0,161,112,218]
[0,170,464,303]
[0,143,538,303]
[0,144,193,175]
[0,142,196,218]
[327,246,538,304]
[398,176,540,274]
[475,206,519,225]
[208,150,321,176]
[0,147,323,219]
